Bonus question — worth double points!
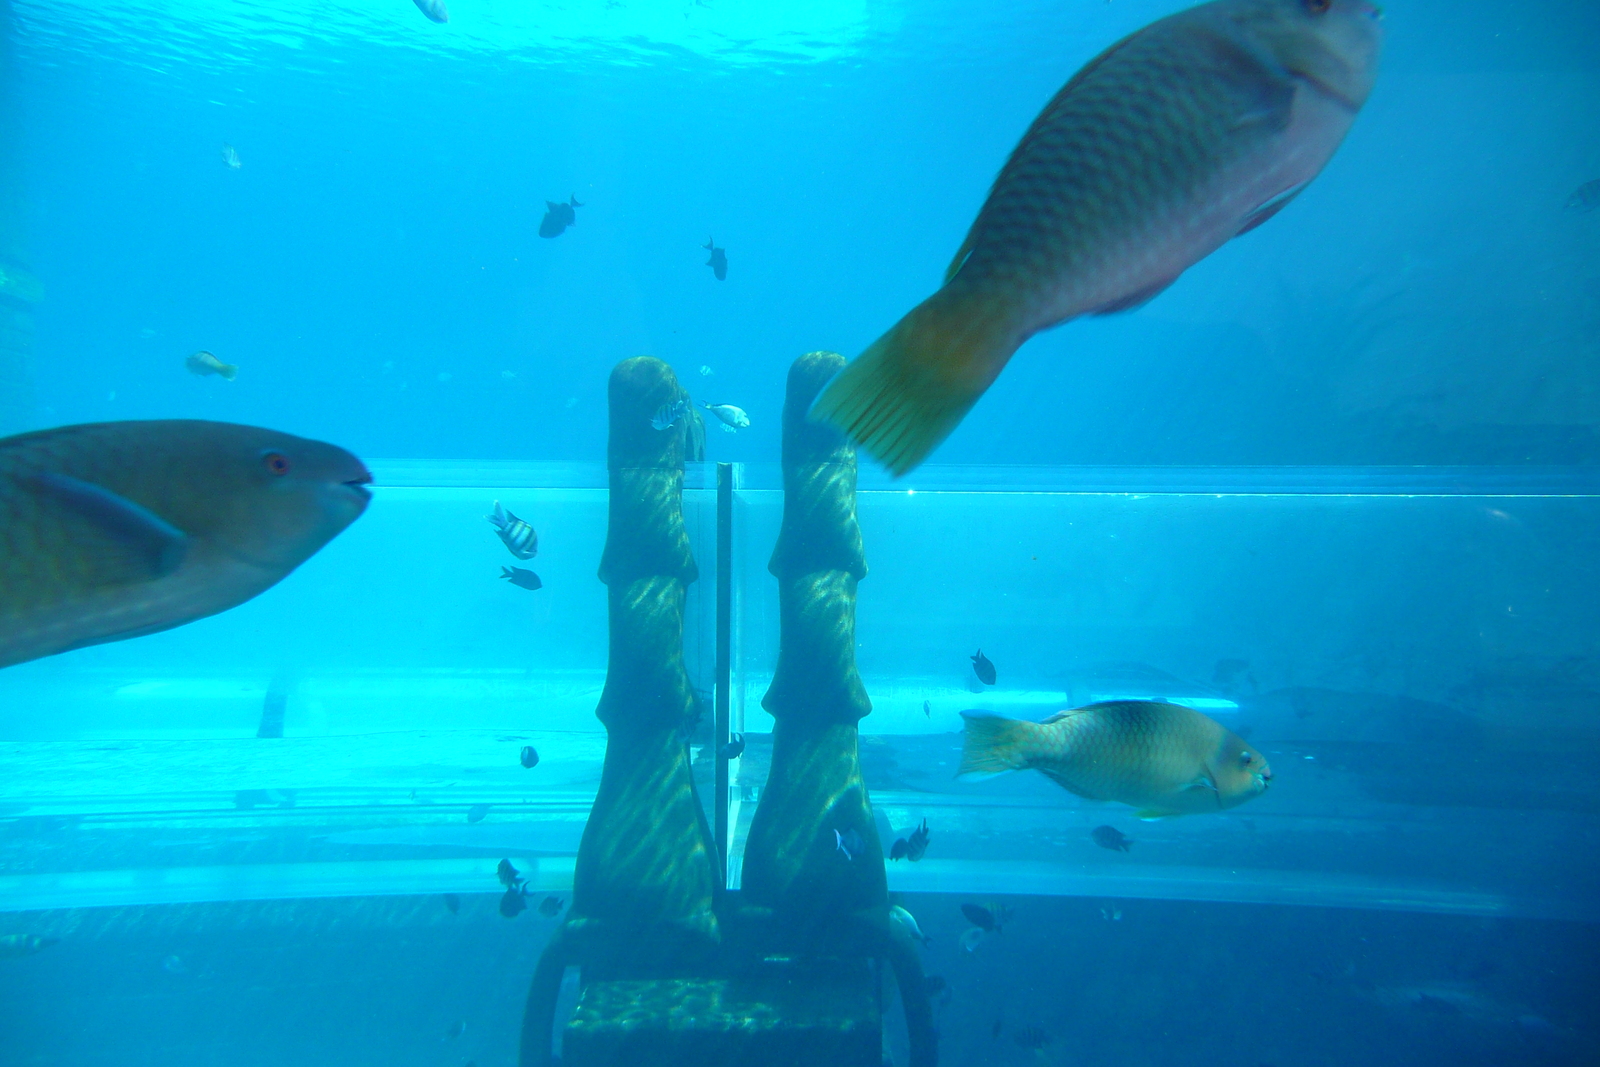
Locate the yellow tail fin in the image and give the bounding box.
[218,363,238,381]
[958,711,1038,775]
[810,291,1013,476]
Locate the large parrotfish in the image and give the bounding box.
[0,420,371,669]
[813,0,1384,475]
[959,701,1272,819]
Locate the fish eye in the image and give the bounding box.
[1303,0,1331,12]
[262,451,291,476]
[1239,751,1253,765]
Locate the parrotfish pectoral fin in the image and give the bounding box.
[1182,773,1219,793]
[32,473,189,578]
[1234,184,1307,237]
[811,291,1014,477]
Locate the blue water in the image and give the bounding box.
[3,1,1599,1065]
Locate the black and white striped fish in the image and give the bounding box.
[487,500,537,560]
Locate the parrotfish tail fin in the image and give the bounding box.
[957,712,1038,776]
[217,363,238,381]
[811,291,1014,477]
[501,567,512,578]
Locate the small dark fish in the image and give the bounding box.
[1566,179,1600,213]
[501,566,542,591]
[519,745,540,769]
[923,699,931,718]
[539,195,582,238]
[651,396,690,431]
[970,649,997,685]
[442,893,460,915]
[703,237,727,281]
[412,0,449,23]
[467,804,491,824]
[536,895,564,918]
[0,933,58,959]
[443,1020,467,1041]
[185,351,237,380]
[718,733,744,760]
[960,902,1009,933]
[496,858,521,888]
[905,818,930,862]
[889,838,910,861]
[498,886,527,918]
[834,828,865,861]
[1091,825,1132,852]
[486,500,537,559]
[1013,1026,1051,1052]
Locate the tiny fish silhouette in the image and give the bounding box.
[0,933,58,958]
[520,745,540,769]
[960,902,1009,933]
[412,0,449,23]
[1013,1026,1051,1051]
[537,895,564,918]
[467,804,490,824]
[185,351,237,380]
[923,699,931,718]
[220,144,241,170]
[651,396,689,431]
[718,733,744,760]
[701,402,749,431]
[486,501,537,559]
[497,858,521,888]
[904,818,931,861]
[442,893,460,915]
[498,885,527,918]
[1092,825,1133,852]
[501,566,542,591]
[703,237,727,280]
[443,1020,466,1041]
[539,195,582,238]
[1566,179,1600,213]
[970,649,997,685]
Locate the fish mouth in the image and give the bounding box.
[340,473,374,504]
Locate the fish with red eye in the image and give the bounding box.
[262,451,290,476]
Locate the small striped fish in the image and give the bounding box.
[487,500,537,560]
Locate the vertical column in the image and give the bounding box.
[740,351,884,934]
[714,460,733,888]
[568,356,719,973]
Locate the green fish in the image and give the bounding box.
[814,0,1384,474]
[0,420,371,670]
[0,933,59,958]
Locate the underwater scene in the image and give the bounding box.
[1,1,1598,1065]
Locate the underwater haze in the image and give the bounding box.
[2,2,1599,1067]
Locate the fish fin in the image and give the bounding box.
[944,231,976,285]
[1182,773,1219,793]
[1089,276,1179,316]
[957,711,1039,775]
[810,291,1014,477]
[570,195,583,207]
[1038,708,1087,725]
[1133,808,1183,821]
[31,473,189,579]
[704,236,714,249]
[217,363,238,381]
[1235,184,1307,238]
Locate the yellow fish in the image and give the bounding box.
[813,0,1383,474]
[958,701,1271,818]
[186,351,237,381]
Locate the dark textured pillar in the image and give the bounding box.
[0,0,39,435]
[568,356,719,971]
[741,351,884,935]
